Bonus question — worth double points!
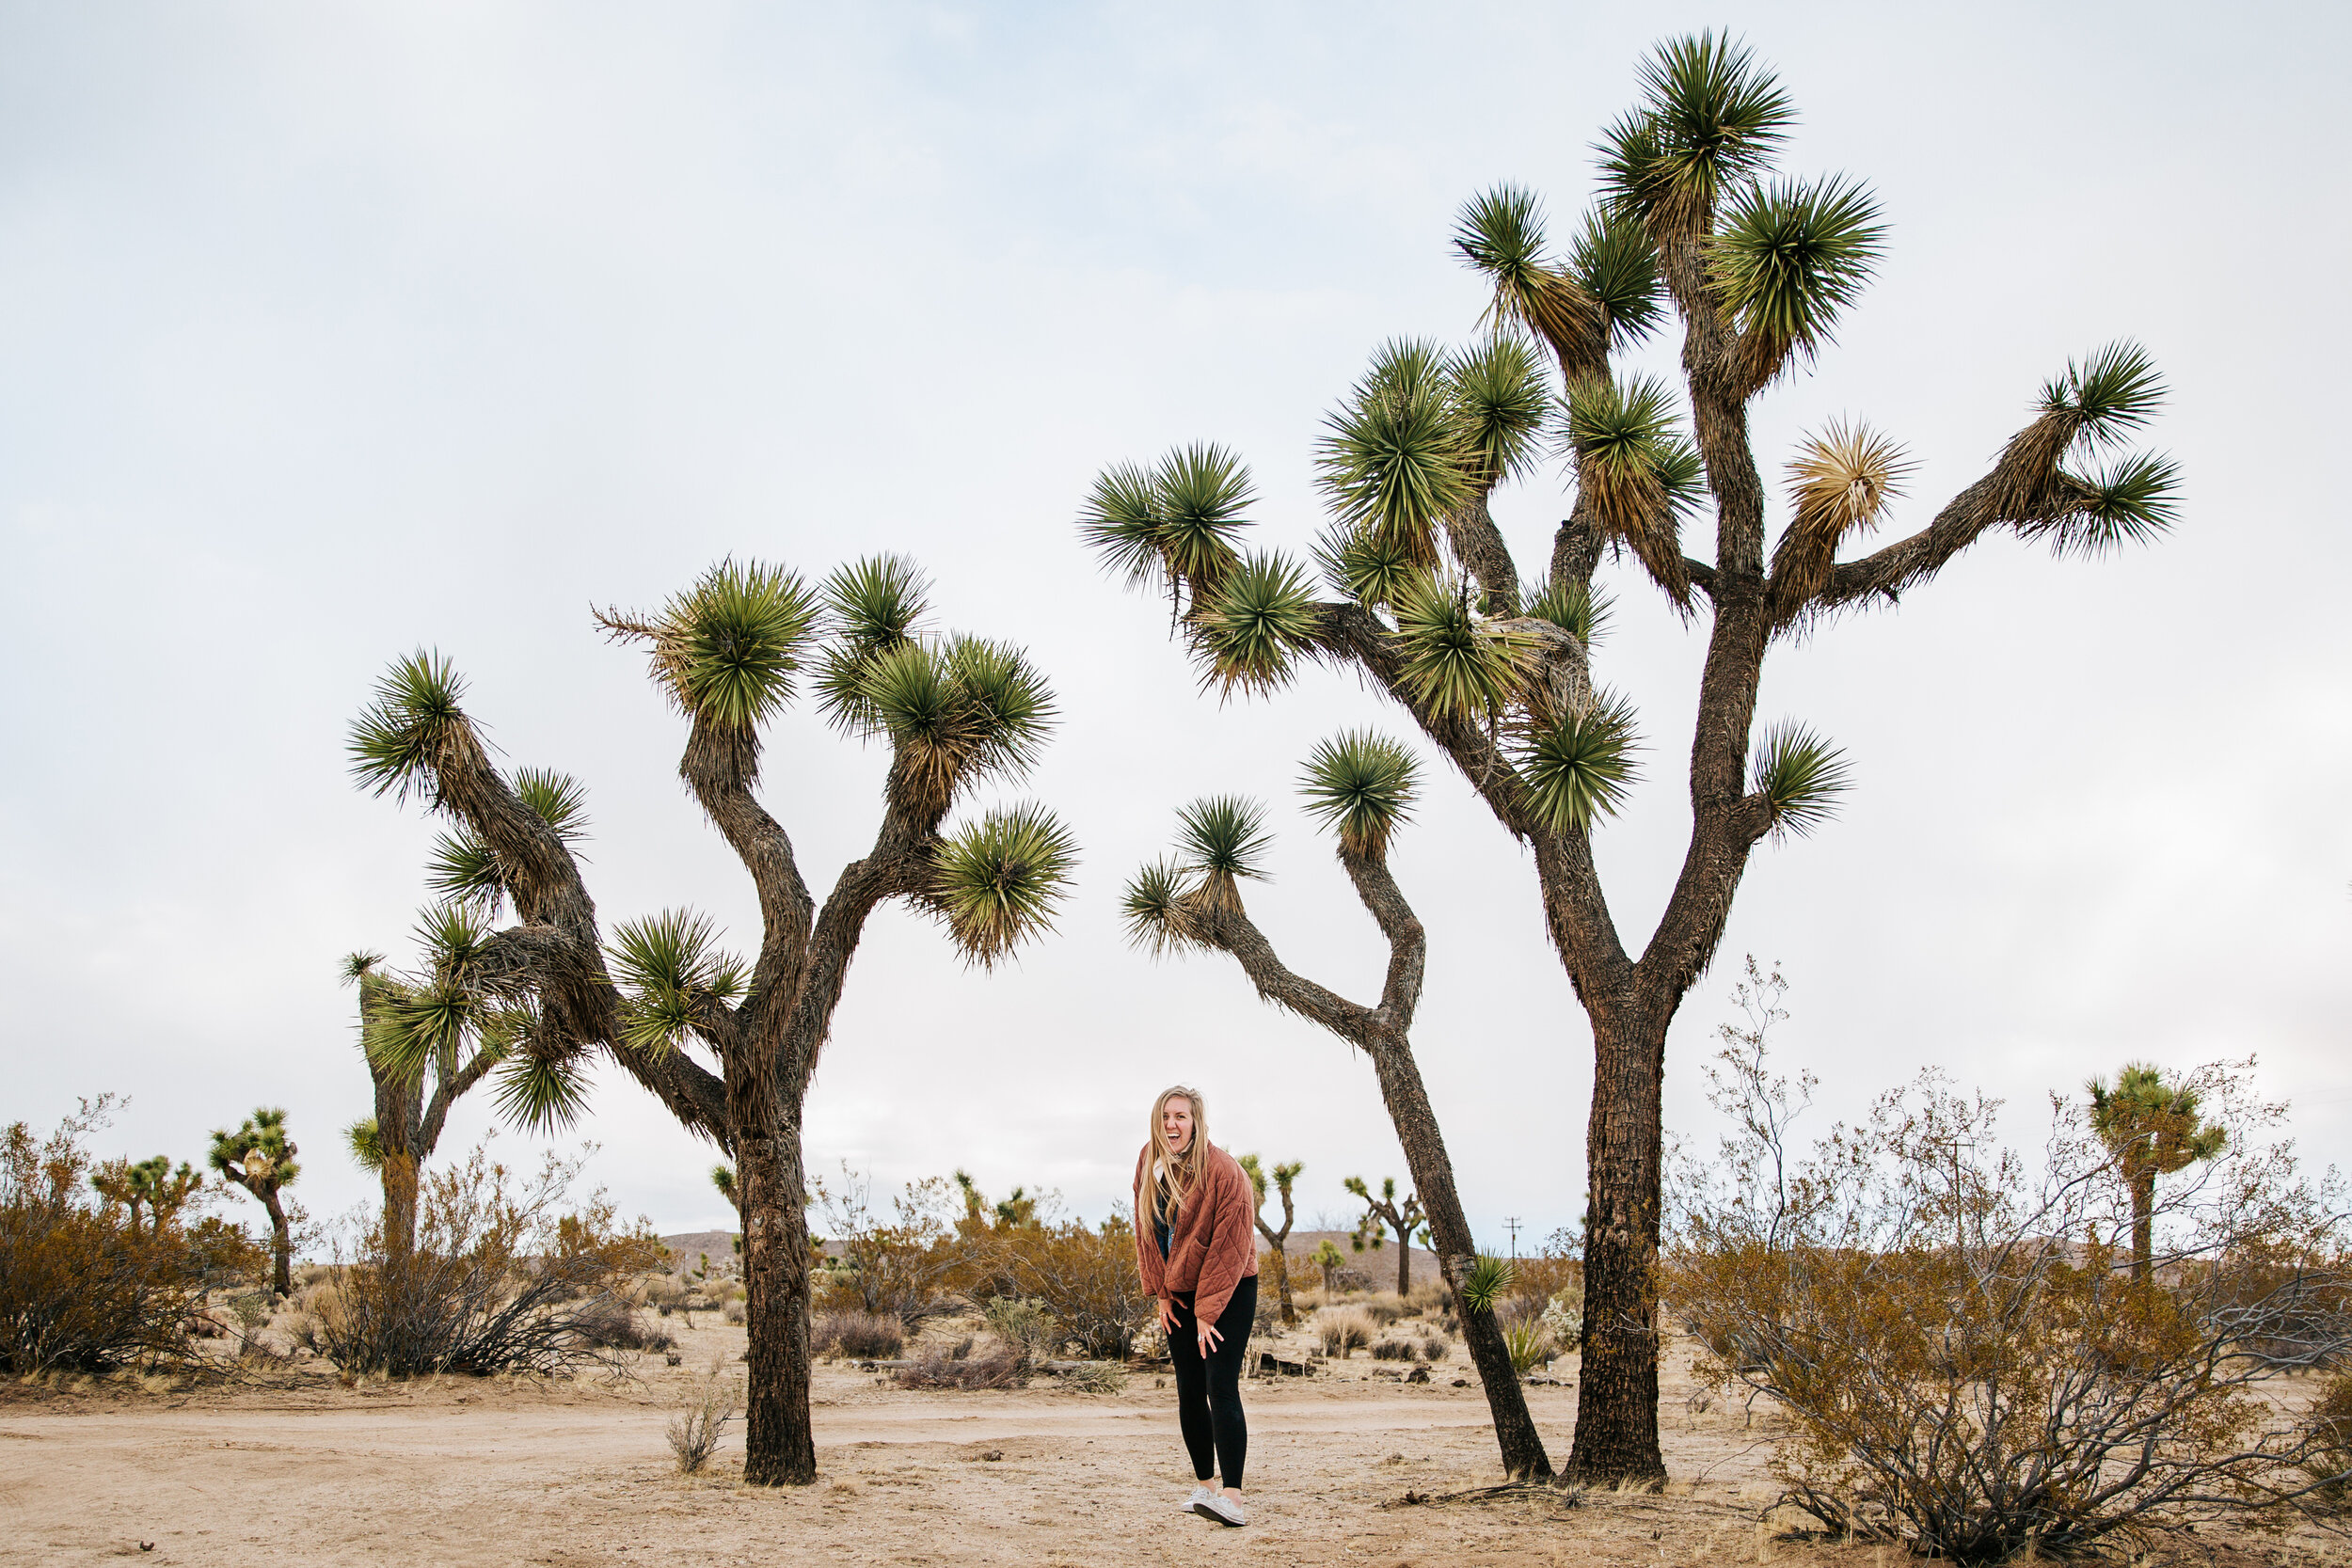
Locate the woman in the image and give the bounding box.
[1133,1084,1259,1527]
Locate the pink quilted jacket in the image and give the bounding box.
[1132,1140,1259,1331]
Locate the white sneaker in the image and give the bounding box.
[1193,1492,1247,1527]
[1179,1484,1212,1513]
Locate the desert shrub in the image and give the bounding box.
[1292,1285,1328,1313]
[1061,1360,1127,1394]
[2299,1373,2352,1508]
[814,1165,961,1323]
[1502,1318,1551,1373]
[1538,1291,1581,1347]
[1318,1307,1375,1357]
[1252,1291,1280,1338]
[723,1299,745,1326]
[1669,1045,2352,1561]
[986,1217,1150,1359]
[1512,1233,1582,1309]
[1405,1278,1447,1318]
[981,1295,1057,1365]
[1422,1336,1449,1361]
[666,1357,739,1474]
[1370,1338,1417,1361]
[310,1145,668,1378]
[0,1101,258,1375]
[1359,1294,1407,1327]
[574,1297,671,1351]
[813,1308,903,1359]
[894,1342,1026,1389]
[1329,1266,1371,1293]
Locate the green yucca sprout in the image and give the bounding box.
[1120,857,1201,958]
[1750,721,1853,839]
[610,908,742,1054]
[1524,580,1614,646]
[1077,444,1254,603]
[824,554,930,650]
[424,830,504,912]
[654,560,822,732]
[1298,731,1421,858]
[930,803,1079,969]
[1193,551,1322,695]
[1520,693,1642,833]
[1175,795,1273,913]
[513,767,591,844]
[489,1050,591,1133]
[348,649,470,801]
[1389,571,1534,723]
[1459,1254,1516,1314]
[345,1116,386,1173]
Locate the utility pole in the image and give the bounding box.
[1503,1216,1522,1261]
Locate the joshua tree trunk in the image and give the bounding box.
[2131,1164,2155,1288]
[262,1191,293,1297]
[1571,998,1669,1481]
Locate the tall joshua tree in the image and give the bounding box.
[1344,1174,1425,1295]
[1124,736,1550,1476]
[1237,1152,1304,1324]
[1085,34,2175,1483]
[2088,1063,2225,1286]
[210,1108,299,1296]
[349,556,1073,1486]
[342,949,505,1260]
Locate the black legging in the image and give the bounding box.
[1167,1275,1255,1489]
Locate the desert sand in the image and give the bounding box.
[2,1317,2338,1567]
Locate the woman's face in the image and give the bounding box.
[1160,1096,1195,1155]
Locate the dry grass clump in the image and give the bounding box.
[1059,1360,1126,1394]
[1422,1335,1449,1361]
[893,1342,1027,1389]
[1358,1294,1408,1327]
[1370,1338,1418,1361]
[722,1299,745,1325]
[812,1309,903,1360]
[1318,1306,1375,1357]
[574,1297,672,1352]
[1405,1278,1448,1318]
[665,1357,739,1474]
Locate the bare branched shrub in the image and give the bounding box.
[666,1357,739,1473]
[1668,997,2352,1562]
[1319,1307,1375,1357]
[310,1144,668,1378]
[1,1100,263,1375]
[812,1309,903,1360]
[813,1165,961,1323]
[2300,1374,2352,1510]
[894,1342,1027,1389]
[980,1295,1057,1365]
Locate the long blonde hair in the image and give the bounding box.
[1147,1085,1209,1225]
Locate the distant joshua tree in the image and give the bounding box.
[209,1108,299,1296]
[87,1155,202,1242]
[952,1169,1041,1237]
[1087,33,2174,1482]
[1309,1238,1347,1293]
[1121,737,1549,1477]
[2088,1064,2226,1286]
[349,556,1074,1486]
[1344,1175,1426,1295]
[342,950,504,1260]
[1238,1153,1305,1324]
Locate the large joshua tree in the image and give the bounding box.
[1084,34,2176,1482]
[1123,739,1551,1476]
[341,949,506,1260]
[348,556,1075,1486]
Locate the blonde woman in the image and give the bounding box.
[1134,1085,1260,1527]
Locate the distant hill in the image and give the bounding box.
[660,1230,738,1273]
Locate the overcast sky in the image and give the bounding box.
[4,2,2345,1251]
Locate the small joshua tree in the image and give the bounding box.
[349,555,1074,1485]
[1310,1238,1347,1294]
[342,950,504,1261]
[1122,736,1549,1476]
[1238,1153,1305,1324]
[2088,1063,2226,1286]
[88,1155,202,1243]
[1344,1175,1426,1295]
[210,1108,299,1296]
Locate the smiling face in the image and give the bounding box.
[1159,1094,1196,1156]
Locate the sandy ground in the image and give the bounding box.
[1,1319,2341,1568]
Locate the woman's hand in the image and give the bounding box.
[1157,1296,1180,1336]
[1196,1318,1223,1357]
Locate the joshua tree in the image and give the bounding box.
[88,1155,202,1242]
[210,1109,299,1296]
[1345,1175,1426,1295]
[1310,1238,1347,1293]
[2088,1063,2226,1286]
[1084,34,2173,1481]
[1238,1153,1305,1324]
[342,950,505,1260]
[953,1169,1042,1236]
[1123,736,1550,1476]
[349,556,1073,1486]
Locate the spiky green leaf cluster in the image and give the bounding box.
[489,1048,591,1133]
[1078,442,1255,603]
[1120,856,1200,958]
[1389,571,1534,723]
[610,909,746,1054]
[2041,341,2167,450]
[425,768,590,915]
[857,634,1056,809]
[1454,185,1595,349]
[1175,795,1273,914]
[1750,721,1853,839]
[1298,730,1421,857]
[2044,452,2180,555]
[1316,339,1470,568]
[1566,207,1665,347]
[816,555,930,731]
[348,649,469,801]
[1524,579,1613,646]
[345,1117,385,1173]
[625,559,822,733]
[1562,374,1704,601]
[1711,176,1883,381]
[930,803,1079,969]
[1448,336,1551,488]
[1519,692,1641,833]
[1192,551,1322,695]
[1313,525,1418,610]
[1597,32,1793,228]
[1459,1253,1516,1314]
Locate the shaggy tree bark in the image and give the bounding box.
[1189,847,1552,1479]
